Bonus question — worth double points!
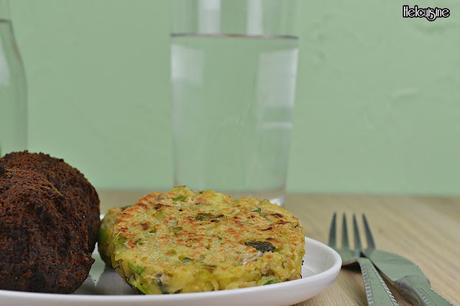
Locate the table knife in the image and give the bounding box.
[363,249,452,306]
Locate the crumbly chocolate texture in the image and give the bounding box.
[0,168,94,293]
[0,151,100,251]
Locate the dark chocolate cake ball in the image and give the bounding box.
[0,151,100,251]
[0,166,94,293]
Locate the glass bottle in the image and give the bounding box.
[0,0,27,156]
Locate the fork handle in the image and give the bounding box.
[396,276,452,306]
[357,258,400,306]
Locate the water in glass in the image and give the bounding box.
[171,34,298,205]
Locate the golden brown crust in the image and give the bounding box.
[100,186,305,294]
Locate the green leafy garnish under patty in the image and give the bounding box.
[245,240,276,253]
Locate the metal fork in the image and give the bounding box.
[328,213,399,306]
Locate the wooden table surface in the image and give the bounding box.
[100,191,460,306]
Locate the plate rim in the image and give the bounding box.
[0,237,341,302]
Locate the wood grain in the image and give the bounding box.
[284,194,460,306]
[99,191,460,305]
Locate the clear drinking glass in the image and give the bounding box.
[171,0,299,205]
[0,0,27,156]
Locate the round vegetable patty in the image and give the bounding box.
[99,186,305,294]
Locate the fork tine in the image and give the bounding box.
[352,214,361,256]
[328,212,337,248]
[362,214,376,249]
[341,213,349,250]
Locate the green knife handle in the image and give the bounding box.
[396,276,452,306]
[357,258,399,306]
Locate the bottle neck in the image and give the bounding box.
[0,0,11,20]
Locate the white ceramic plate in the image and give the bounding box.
[0,238,341,306]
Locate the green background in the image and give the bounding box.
[8,0,460,194]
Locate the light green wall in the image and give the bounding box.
[9,0,460,195]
